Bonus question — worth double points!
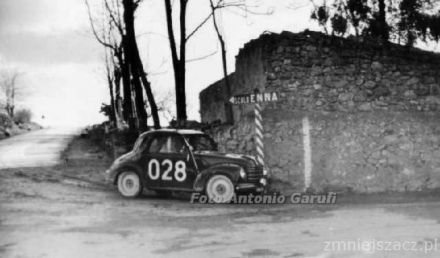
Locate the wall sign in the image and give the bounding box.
[229,92,279,105]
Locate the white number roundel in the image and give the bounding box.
[147,159,187,182]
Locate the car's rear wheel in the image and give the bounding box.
[117,171,142,198]
[206,175,235,203]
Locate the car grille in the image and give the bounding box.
[246,165,263,182]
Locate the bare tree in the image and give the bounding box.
[85,0,161,132]
[122,0,161,130]
[85,0,136,130]
[121,0,149,132]
[164,0,268,125]
[0,69,21,117]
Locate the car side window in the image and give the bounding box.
[147,135,185,154]
[147,136,167,153]
[170,136,185,153]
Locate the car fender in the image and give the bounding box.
[193,163,242,192]
[110,163,144,185]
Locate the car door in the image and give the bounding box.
[142,134,197,191]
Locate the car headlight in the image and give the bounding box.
[239,167,246,179]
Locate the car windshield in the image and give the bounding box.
[133,134,148,151]
[185,134,217,152]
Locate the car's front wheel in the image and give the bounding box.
[117,171,142,198]
[206,175,235,203]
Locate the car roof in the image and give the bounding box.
[140,128,205,137]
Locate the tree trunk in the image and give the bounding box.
[131,74,148,132]
[105,50,117,124]
[8,82,16,118]
[378,0,389,43]
[176,65,186,126]
[106,71,117,124]
[138,66,161,129]
[210,1,233,124]
[113,63,125,129]
[113,63,123,126]
[123,0,148,133]
[5,105,13,118]
[118,39,136,131]
[129,34,161,129]
[178,0,188,125]
[164,0,188,126]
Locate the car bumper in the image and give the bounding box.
[236,177,268,192]
[104,169,115,185]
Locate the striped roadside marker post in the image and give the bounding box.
[229,90,279,167]
[254,102,265,166]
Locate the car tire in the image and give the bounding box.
[117,171,142,198]
[206,175,235,203]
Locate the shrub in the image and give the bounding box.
[13,109,32,124]
[0,111,12,128]
[100,103,114,121]
[86,123,137,158]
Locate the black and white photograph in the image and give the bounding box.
[1,0,440,257]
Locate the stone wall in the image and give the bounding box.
[199,76,229,123]
[200,31,440,193]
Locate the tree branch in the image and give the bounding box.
[84,0,115,49]
[104,0,124,36]
[186,12,213,41]
[186,48,218,63]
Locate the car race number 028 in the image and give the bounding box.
[147,159,187,182]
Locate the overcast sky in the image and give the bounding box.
[0,0,437,127]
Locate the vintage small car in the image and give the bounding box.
[105,129,268,203]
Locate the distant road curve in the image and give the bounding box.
[0,127,80,169]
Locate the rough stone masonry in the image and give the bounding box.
[199,30,440,193]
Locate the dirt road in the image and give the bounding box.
[1,129,440,258]
[0,127,79,168]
